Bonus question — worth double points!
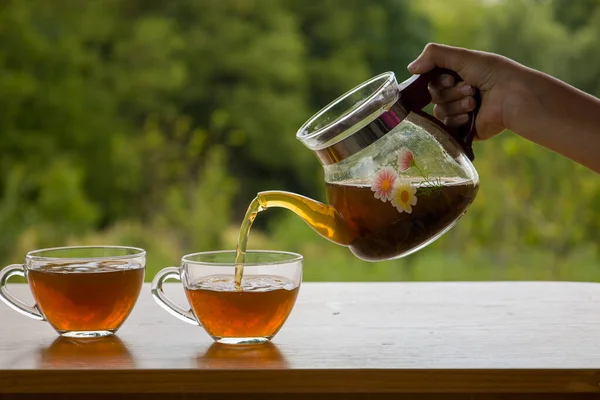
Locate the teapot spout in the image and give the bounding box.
[256,191,352,246]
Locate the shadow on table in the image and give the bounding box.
[38,335,136,369]
[197,342,288,369]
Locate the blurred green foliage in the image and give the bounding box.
[1,0,600,282]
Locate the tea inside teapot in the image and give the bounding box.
[234,69,480,287]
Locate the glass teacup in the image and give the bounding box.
[0,246,146,338]
[151,250,302,345]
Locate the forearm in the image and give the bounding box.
[511,67,600,173]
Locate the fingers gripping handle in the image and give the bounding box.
[0,264,45,321]
[399,67,481,161]
[151,267,198,325]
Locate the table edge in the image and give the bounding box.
[2,369,600,394]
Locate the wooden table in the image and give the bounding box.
[2,282,600,399]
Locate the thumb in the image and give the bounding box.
[408,42,469,78]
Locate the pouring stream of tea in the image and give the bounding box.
[234,197,261,289]
[233,191,351,290]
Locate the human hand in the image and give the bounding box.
[408,43,532,141]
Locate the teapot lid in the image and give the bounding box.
[296,68,479,165]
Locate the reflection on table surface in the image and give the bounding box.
[38,335,135,369]
[197,342,288,369]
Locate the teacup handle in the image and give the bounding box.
[0,264,45,321]
[151,267,198,325]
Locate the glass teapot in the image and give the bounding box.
[255,68,480,261]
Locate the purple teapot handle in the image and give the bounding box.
[398,67,481,161]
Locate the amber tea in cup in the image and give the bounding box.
[0,246,146,338]
[151,250,302,345]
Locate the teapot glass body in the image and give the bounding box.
[319,105,478,260]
